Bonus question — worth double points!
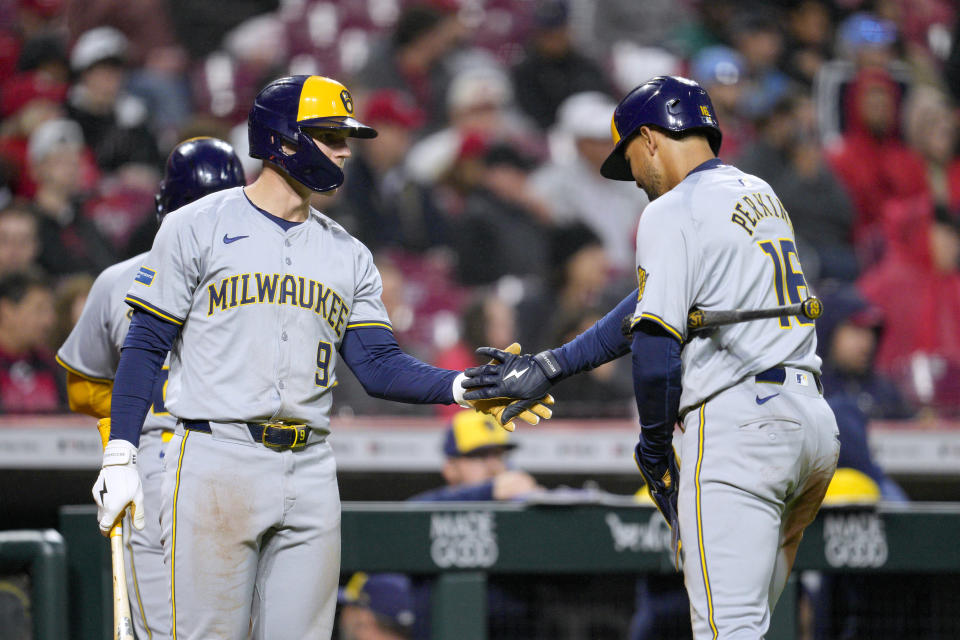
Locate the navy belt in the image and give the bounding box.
[756,367,822,393]
[183,420,309,449]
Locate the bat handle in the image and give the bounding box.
[97,419,135,639]
[110,519,136,640]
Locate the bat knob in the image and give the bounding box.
[801,296,823,320]
[687,310,705,329]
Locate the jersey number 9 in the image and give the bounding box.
[316,341,332,387]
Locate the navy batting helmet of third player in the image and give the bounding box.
[600,76,722,181]
[248,75,377,193]
[155,137,246,223]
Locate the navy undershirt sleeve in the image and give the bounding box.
[110,310,179,446]
[549,289,636,378]
[340,326,458,404]
[631,323,683,458]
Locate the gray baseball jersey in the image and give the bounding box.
[58,254,176,434]
[125,186,390,430]
[631,163,820,414]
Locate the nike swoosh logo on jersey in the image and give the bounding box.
[223,233,250,244]
[756,393,780,405]
[504,367,530,381]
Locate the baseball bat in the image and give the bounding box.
[97,419,136,640]
[687,296,823,331]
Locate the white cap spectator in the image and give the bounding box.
[27,118,84,165]
[70,26,128,74]
[223,14,288,70]
[446,66,513,114]
[555,91,616,141]
[610,44,681,96]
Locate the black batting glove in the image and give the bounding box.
[462,347,562,422]
[634,436,682,570]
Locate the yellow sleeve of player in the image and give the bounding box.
[66,371,113,419]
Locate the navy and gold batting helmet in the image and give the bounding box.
[600,76,722,181]
[248,75,377,192]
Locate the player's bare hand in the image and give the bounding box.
[92,440,145,534]
[492,470,542,500]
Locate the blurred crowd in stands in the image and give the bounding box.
[0,0,959,424]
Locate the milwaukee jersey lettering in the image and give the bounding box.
[632,164,820,413]
[125,187,390,429]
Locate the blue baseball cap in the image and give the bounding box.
[838,12,897,49]
[443,410,518,458]
[691,46,745,87]
[338,573,415,630]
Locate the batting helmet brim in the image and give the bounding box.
[301,115,378,139]
[600,139,634,181]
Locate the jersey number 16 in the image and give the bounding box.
[758,238,812,328]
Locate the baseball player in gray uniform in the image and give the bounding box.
[90,75,550,639]
[462,76,840,639]
[58,137,246,639]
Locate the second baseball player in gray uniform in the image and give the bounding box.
[462,76,840,639]
[58,137,246,639]
[59,253,176,639]
[57,137,244,640]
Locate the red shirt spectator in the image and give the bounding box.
[826,68,927,259]
[858,196,960,396]
[0,71,69,198]
[902,85,960,215]
[0,271,65,413]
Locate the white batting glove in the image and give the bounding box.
[92,440,145,534]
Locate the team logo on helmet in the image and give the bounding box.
[637,266,647,301]
[340,89,354,114]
